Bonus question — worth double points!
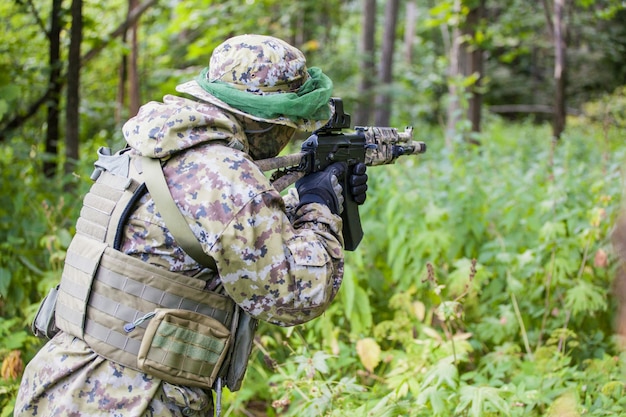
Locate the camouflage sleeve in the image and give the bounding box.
[216,190,345,326]
[282,187,300,223]
[165,144,345,326]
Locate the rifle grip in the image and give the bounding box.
[340,174,363,251]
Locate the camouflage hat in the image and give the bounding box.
[176,34,333,131]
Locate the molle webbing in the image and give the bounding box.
[57,238,234,370]
[76,170,137,245]
[55,168,132,339]
[55,163,235,377]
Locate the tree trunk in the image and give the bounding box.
[65,0,82,175]
[404,0,417,65]
[353,0,376,127]
[465,0,485,136]
[444,0,463,147]
[116,0,141,123]
[0,0,157,140]
[374,0,399,127]
[553,0,567,139]
[129,0,141,116]
[115,41,128,124]
[44,0,63,178]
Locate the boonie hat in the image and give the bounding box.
[176,34,334,131]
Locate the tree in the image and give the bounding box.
[551,0,567,139]
[116,0,142,123]
[129,0,140,117]
[353,0,376,126]
[374,0,399,126]
[65,0,82,175]
[464,0,485,135]
[403,0,418,65]
[538,0,568,139]
[444,0,464,147]
[0,0,157,145]
[44,0,63,177]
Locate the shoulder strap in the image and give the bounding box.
[141,157,218,271]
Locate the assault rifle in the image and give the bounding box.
[256,98,427,251]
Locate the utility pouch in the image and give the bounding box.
[31,285,60,340]
[225,310,258,391]
[137,308,232,389]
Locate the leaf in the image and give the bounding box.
[456,385,511,417]
[0,100,8,119]
[416,386,448,416]
[447,258,478,296]
[351,286,373,335]
[546,392,579,417]
[0,267,11,298]
[341,265,356,318]
[600,381,625,397]
[564,280,607,316]
[412,301,426,322]
[1,350,23,380]
[421,357,458,390]
[539,221,567,242]
[0,85,18,118]
[3,330,29,351]
[1,397,15,417]
[436,301,463,322]
[311,351,331,375]
[424,203,448,225]
[57,228,73,249]
[356,338,381,372]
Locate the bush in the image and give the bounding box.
[231,118,626,416]
[0,136,93,415]
[2,118,625,416]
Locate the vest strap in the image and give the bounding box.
[47,149,254,391]
[142,157,218,271]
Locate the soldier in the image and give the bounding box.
[15,34,367,416]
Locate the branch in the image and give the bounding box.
[0,89,53,141]
[81,0,158,64]
[0,0,159,140]
[25,0,50,38]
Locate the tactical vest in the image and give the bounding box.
[36,147,257,393]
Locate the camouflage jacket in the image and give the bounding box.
[121,94,345,326]
[15,95,344,417]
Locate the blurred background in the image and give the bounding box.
[1,1,625,416]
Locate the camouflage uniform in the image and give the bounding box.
[16,36,343,416]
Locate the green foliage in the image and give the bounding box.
[2,1,626,415]
[482,0,626,110]
[0,1,50,126]
[581,85,626,129]
[0,136,94,413]
[226,118,626,416]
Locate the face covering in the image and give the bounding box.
[236,116,296,160]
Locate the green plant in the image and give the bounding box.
[229,117,626,416]
[3,114,626,416]
[0,136,94,414]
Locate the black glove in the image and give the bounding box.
[349,162,368,205]
[296,162,346,215]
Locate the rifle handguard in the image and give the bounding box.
[254,98,427,250]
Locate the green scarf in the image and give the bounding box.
[195,67,333,122]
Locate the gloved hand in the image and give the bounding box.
[349,162,368,205]
[296,162,346,215]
